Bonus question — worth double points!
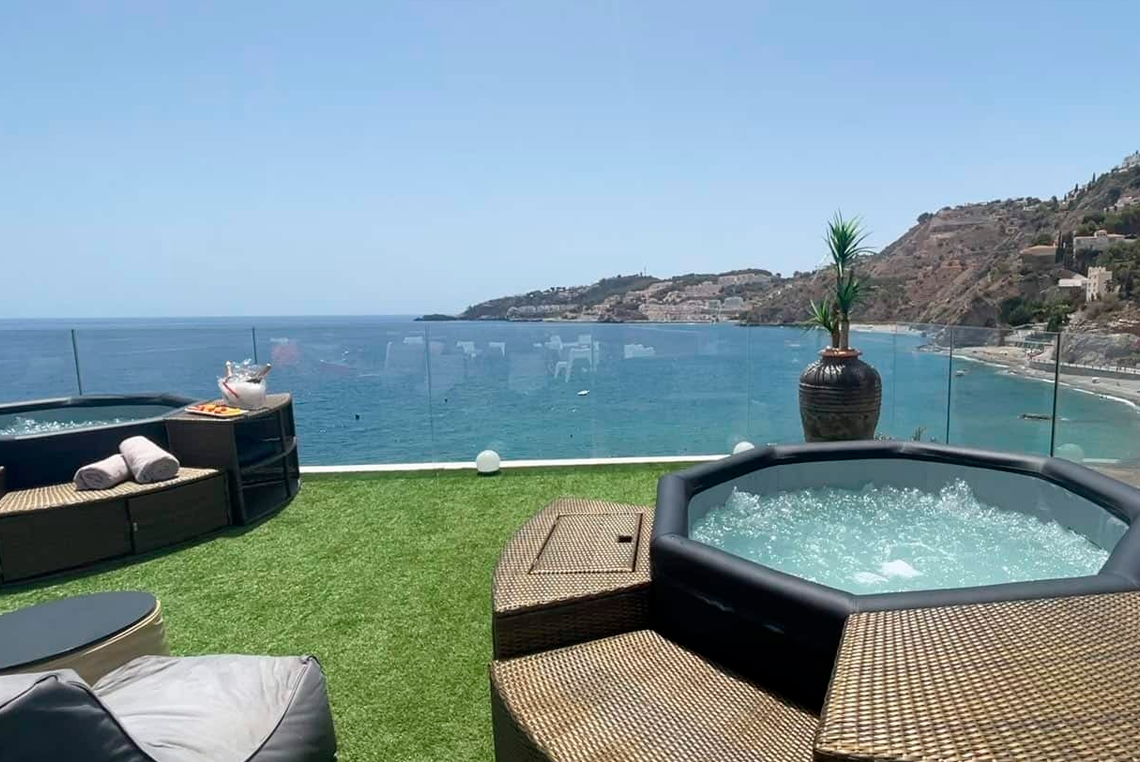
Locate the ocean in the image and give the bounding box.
[2,316,1138,466]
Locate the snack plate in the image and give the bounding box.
[186,404,245,418]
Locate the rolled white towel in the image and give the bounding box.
[74,454,130,491]
[119,436,180,484]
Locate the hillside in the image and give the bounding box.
[452,156,1140,329]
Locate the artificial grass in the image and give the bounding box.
[0,464,679,762]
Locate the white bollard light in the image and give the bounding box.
[476,449,501,476]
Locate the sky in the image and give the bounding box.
[2,1,1138,319]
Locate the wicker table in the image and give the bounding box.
[492,498,654,660]
[165,393,299,525]
[0,591,168,684]
[816,591,1140,762]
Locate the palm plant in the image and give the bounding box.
[823,212,874,350]
[806,297,840,349]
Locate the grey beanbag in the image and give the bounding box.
[0,655,336,762]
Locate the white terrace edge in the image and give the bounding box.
[299,453,1119,474]
[300,454,725,474]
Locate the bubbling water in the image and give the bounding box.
[0,415,131,437]
[690,479,1110,594]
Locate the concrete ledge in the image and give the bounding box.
[300,454,723,474]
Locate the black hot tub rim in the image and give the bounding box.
[0,393,195,442]
[651,441,1140,709]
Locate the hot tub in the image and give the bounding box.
[652,441,1140,709]
[0,395,194,490]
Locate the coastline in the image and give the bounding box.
[954,346,1140,408]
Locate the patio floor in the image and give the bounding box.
[0,464,677,762]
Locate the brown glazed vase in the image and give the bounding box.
[798,349,882,441]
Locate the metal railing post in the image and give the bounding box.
[251,326,259,364]
[70,328,84,396]
[944,326,954,444]
[1050,332,1061,457]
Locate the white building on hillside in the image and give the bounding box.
[1073,229,1126,253]
[1058,274,1088,290]
[1122,151,1140,171]
[1087,267,1114,301]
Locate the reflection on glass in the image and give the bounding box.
[254,318,433,466]
[425,322,594,461]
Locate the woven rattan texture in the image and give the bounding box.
[817,592,1140,762]
[531,513,640,574]
[0,467,219,515]
[493,587,650,660]
[493,498,652,615]
[491,629,817,762]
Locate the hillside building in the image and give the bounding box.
[1058,274,1088,290]
[1073,229,1126,253]
[1087,267,1114,302]
[1019,245,1057,270]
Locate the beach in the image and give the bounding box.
[955,345,1140,407]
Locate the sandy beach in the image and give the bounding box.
[955,345,1140,407]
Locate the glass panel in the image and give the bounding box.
[0,327,80,403]
[848,324,899,442]
[253,318,433,466]
[878,323,950,444]
[1053,329,1140,484]
[590,323,749,458]
[947,325,1055,455]
[748,324,828,446]
[423,321,594,461]
[74,324,256,398]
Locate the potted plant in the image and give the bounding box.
[798,212,883,441]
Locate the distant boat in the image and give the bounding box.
[577,389,590,397]
[955,370,967,377]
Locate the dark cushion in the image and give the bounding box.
[0,670,153,761]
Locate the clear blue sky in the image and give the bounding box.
[2,1,1137,318]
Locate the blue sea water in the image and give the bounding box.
[1,317,1138,466]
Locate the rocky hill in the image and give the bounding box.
[452,156,1140,329]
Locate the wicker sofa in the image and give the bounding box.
[0,466,229,583]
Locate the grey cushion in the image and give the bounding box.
[0,656,335,762]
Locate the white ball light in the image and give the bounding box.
[1054,443,1085,463]
[476,449,501,476]
[732,441,755,455]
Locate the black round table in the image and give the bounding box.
[0,591,166,682]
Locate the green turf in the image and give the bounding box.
[0,464,681,762]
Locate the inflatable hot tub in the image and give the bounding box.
[652,441,1140,708]
[0,395,194,490]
